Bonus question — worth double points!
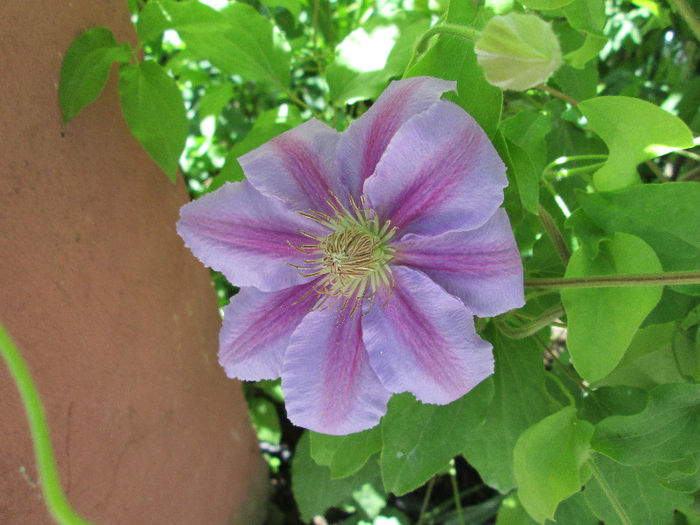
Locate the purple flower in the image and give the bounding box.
[177,77,524,435]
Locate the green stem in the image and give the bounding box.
[416,476,436,525]
[525,270,700,290]
[285,90,323,121]
[644,159,665,182]
[0,324,92,525]
[674,148,700,162]
[496,304,565,339]
[533,334,590,395]
[547,162,606,178]
[542,154,608,174]
[668,0,700,42]
[449,460,465,525]
[424,484,486,520]
[404,23,481,76]
[536,84,579,106]
[589,459,632,525]
[538,203,570,265]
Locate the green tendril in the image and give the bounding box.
[0,323,92,525]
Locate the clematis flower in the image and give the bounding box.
[177,77,524,435]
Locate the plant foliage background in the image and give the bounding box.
[59,0,700,523]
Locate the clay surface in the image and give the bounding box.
[0,2,268,523]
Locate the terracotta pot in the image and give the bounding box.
[0,2,268,523]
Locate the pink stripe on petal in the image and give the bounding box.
[219,283,318,381]
[239,119,343,214]
[393,209,524,317]
[177,181,327,291]
[364,100,507,238]
[336,77,456,199]
[282,302,391,435]
[363,266,494,404]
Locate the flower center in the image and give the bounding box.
[290,194,396,315]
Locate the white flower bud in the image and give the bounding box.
[474,13,562,91]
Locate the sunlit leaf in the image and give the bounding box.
[562,233,663,382]
[517,0,575,8]
[563,0,606,33]
[514,407,593,523]
[118,61,188,181]
[137,0,291,88]
[59,27,131,123]
[578,96,694,190]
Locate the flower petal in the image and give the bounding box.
[392,209,524,317]
[218,283,318,381]
[177,181,326,291]
[239,119,342,214]
[364,99,507,237]
[335,76,456,199]
[363,266,494,404]
[282,302,391,435]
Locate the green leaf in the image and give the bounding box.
[496,493,539,525]
[380,379,494,496]
[135,1,169,42]
[578,96,695,190]
[248,397,281,445]
[562,0,606,33]
[597,322,697,389]
[514,407,594,523]
[577,183,700,294]
[59,27,132,123]
[565,208,608,260]
[550,491,600,525]
[526,230,567,278]
[579,386,648,425]
[118,61,188,182]
[310,426,382,479]
[505,140,540,215]
[592,383,700,466]
[561,233,663,382]
[292,432,382,522]
[209,105,302,192]
[501,108,552,214]
[137,0,291,88]
[653,453,700,493]
[406,3,502,138]
[263,0,303,18]
[197,83,234,118]
[462,329,561,492]
[564,34,608,69]
[544,99,607,162]
[327,13,430,106]
[553,62,598,101]
[517,0,575,8]
[326,66,388,106]
[451,39,503,140]
[643,288,700,327]
[585,454,692,525]
[502,108,552,172]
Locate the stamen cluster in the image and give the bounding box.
[290,194,396,315]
